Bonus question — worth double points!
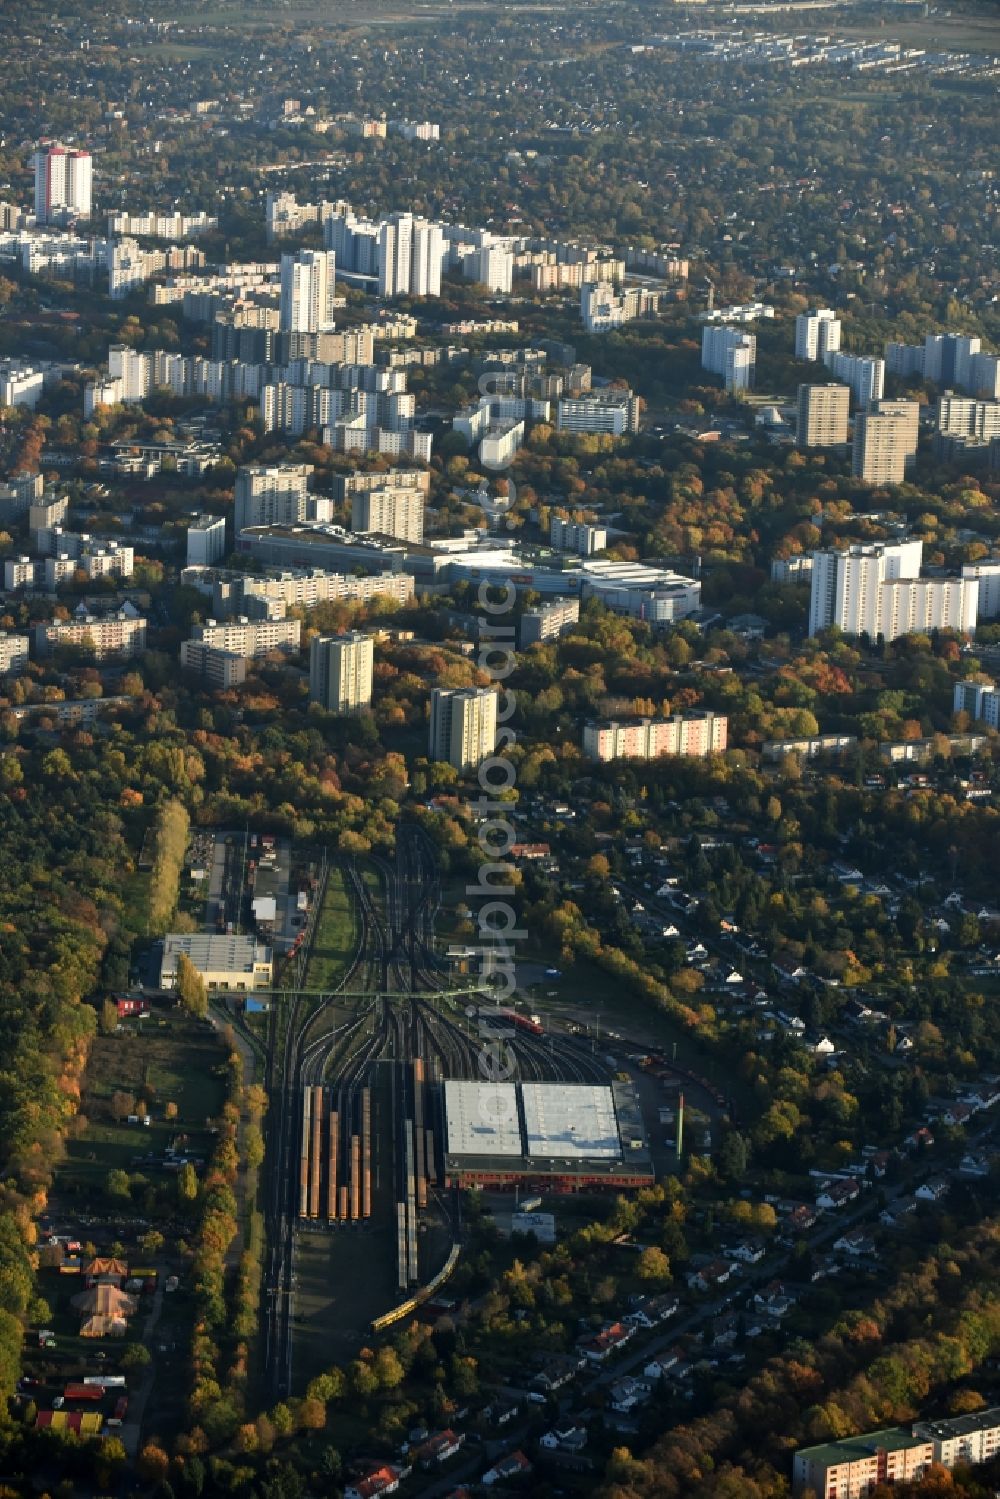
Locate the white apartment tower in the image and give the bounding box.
[809,540,978,641]
[825,351,885,409]
[429,687,498,771]
[961,562,1000,619]
[411,217,444,298]
[279,249,337,333]
[378,213,443,298]
[33,145,92,222]
[309,631,374,713]
[701,326,756,392]
[478,245,514,295]
[795,309,842,363]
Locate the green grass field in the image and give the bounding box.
[61,1013,228,1198]
[303,866,357,993]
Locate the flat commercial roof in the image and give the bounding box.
[445,1081,521,1157]
[521,1083,620,1160]
[161,934,270,975]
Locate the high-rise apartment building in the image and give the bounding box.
[187,514,227,566]
[809,541,978,641]
[870,398,920,458]
[0,363,44,410]
[234,464,314,532]
[825,351,885,408]
[309,631,375,713]
[937,391,1000,442]
[960,561,1000,619]
[701,326,756,392]
[796,384,850,448]
[477,245,514,294]
[886,333,1000,399]
[852,410,912,485]
[351,486,424,543]
[411,218,444,297]
[331,469,430,503]
[795,308,842,363]
[429,687,498,771]
[178,642,247,689]
[279,249,337,333]
[377,214,443,298]
[922,333,980,389]
[33,144,92,223]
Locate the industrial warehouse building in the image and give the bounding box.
[159,934,273,992]
[442,1080,653,1192]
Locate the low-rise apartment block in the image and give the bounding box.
[954,677,1000,728]
[0,633,30,676]
[520,596,580,646]
[34,611,147,660]
[584,712,727,762]
[550,517,607,556]
[178,642,248,688]
[557,390,641,435]
[794,1408,1000,1497]
[4,556,40,590]
[186,617,301,659]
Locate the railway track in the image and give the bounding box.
[263,824,617,1392]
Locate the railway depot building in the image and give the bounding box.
[159,934,273,992]
[443,1080,654,1192]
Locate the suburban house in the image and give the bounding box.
[483,1399,519,1428]
[345,1466,404,1499]
[725,1238,766,1264]
[644,1351,680,1380]
[540,1426,587,1453]
[959,1153,991,1177]
[686,1258,733,1292]
[608,1377,652,1414]
[833,1229,879,1258]
[532,1353,585,1391]
[880,1196,918,1227]
[754,1280,796,1317]
[411,1430,463,1467]
[816,1178,861,1210]
[625,1294,679,1328]
[578,1320,634,1362]
[482,1451,532,1486]
[915,1177,950,1203]
[787,1204,819,1233]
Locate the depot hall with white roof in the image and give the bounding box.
[442,1079,653,1192]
